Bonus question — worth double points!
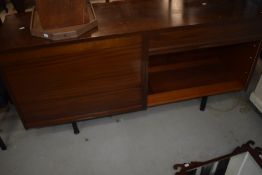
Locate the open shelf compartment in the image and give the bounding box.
[148,42,259,107]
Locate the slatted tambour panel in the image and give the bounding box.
[2,35,145,128]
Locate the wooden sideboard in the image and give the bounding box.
[0,0,262,129]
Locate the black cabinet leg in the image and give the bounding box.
[0,136,7,150]
[72,122,80,135]
[200,96,208,111]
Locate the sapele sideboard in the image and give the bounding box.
[0,0,262,129]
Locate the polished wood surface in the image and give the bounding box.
[148,41,261,106]
[148,21,262,55]
[0,0,261,128]
[1,35,145,128]
[0,0,262,52]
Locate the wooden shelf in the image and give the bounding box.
[148,81,243,107]
[147,48,246,107]
[149,56,221,74]
[149,62,236,94]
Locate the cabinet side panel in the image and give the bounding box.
[220,41,261,87]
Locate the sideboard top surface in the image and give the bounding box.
[0,0,262,52]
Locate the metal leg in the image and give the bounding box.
[72,122,80,135]
[200,96,208,111]
[0,136,7,150]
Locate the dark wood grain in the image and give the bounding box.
[220,41,261,88]
[1,35,145,128]
[148,20,262,55]
[0,0,262,53]
[36,0,89,30]
[0,0,262,128]
[148,42,260,106]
